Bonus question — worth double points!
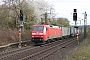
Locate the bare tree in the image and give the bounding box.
[0,0,52,29]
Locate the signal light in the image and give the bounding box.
[74,9,77,12]
[20,10,23,21]
[73,13,77,21]
[74,14,76,16]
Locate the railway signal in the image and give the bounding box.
[76,31,79,44]
[18,28,22,48]
[73,9,77,23]
[73,13,77,21]
[20,10,23,21]
[18,10,24,48]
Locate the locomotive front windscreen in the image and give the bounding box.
[33,26,44,30]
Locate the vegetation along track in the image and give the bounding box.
[0,35,83,60]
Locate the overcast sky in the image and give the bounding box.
[45,0,90,25]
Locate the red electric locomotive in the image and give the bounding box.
[31,24,62,43]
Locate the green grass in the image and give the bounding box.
[65,39,90,60]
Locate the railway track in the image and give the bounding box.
[0,36,82,60]
[20,37,75,60]
[0,46,37,60]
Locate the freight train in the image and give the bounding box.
[31,24,78,44]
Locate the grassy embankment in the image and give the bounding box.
[65,27,90,60]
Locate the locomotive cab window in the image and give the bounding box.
[33,26,44,30]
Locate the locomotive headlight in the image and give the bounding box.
[40,36,43,38]
[32,36,34,37]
